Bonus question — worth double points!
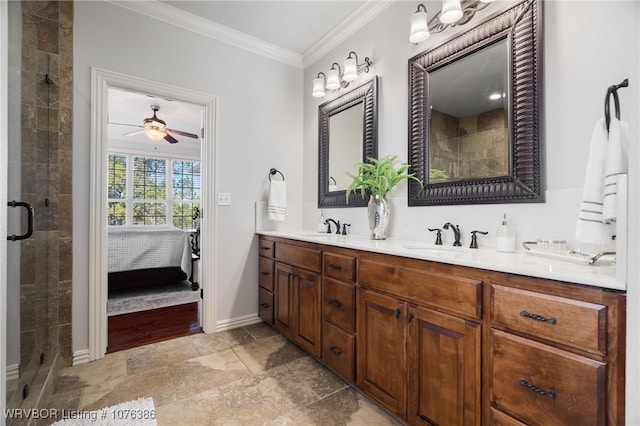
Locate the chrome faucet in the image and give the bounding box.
[443,222,461,246]
[324,218,341,234]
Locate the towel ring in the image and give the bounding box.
[605,78,629,132]
[269,168,285,181]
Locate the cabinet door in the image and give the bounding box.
[274,262,294,338]
[357,288,407,419]
[293,268,322,357]
[407,305,481,426]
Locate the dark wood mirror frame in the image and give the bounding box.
[408,0,543,206]
[318,77,378,208]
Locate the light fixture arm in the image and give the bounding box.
[316,71,327,82]
[330,63,349,89]
[347,51,372,75]
[415,3,427,13]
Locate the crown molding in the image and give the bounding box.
[302,0,396,68]
[103,0,303,68]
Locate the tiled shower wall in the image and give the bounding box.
[430,108,508,180]
[19,0,73,367]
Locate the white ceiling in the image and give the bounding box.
[161,1,367,55]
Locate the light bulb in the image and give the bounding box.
[440,0,463,24]
[312,77,325,98]
[144,127,165,141]
[409,10,430,43]
[343,57,358,82]
[326,68,341,90]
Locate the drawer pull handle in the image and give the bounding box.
[519,379,556,399]
[328,263,343,270]
[328,300,343,308]
[260,303,270,309]
[260,247,272,251]
[394,308,401,319]
[329,346,342,356]
[260,272,270,276]
[520,310,557,325]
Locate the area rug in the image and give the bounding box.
[50,397,157,426]
[108,281,200,316]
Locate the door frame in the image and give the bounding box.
[89,68,217,360]
[1,0,9,413]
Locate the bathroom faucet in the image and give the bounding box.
[324,218,341,234]
[443,222,462,246]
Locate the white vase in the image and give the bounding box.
[368,194,389,240]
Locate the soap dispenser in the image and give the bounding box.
[496,213,516,252]
[317,211,326,233]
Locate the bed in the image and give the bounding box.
[108,226,193,291]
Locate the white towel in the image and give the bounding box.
[267,180,287,221]
[576,118,614,244]
[602,117,629,222]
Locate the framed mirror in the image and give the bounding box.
[408,0,542,206]
[318,77,378,207]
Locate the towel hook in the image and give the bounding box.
[269,168,285,181]
[605,78,629,132]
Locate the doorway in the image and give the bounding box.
[89,69,216,360]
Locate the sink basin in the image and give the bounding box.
[402,244,473,258]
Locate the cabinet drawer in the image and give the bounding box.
[322,321,355,383]
[258,287,274,325]
[490,330,605,426]
[491,285,607,354]
[490,408,528,426]
[259,239,275,258]
[359,258,482,319]
[323,252,356,283]
[323,277,355,332]
[259,257,274,291]
[276,243,321,273]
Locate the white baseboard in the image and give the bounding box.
[215,313,262,332]
[6,363,19,381]
[72,349,90,366]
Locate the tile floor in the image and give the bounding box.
[45,323,402,425]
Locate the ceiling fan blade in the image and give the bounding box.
[110,122,144,128]
[164,133,180,144]
[124,129,145,136]
[167,128,199,139]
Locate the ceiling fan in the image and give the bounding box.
[119,105,199,144]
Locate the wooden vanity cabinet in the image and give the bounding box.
[273,242,322,358]
[257,239,275,324]
[257,236,625,426]
[358,255,482,424]
[322,250,357,383]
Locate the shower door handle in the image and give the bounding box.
[7,201,34,241]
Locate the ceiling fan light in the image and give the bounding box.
[144,127,165,141]
[409,10,430,43]
[440,0,463,24]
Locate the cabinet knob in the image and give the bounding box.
[260,303,270,309]
[407,312,415,323]
[328,263,342,270]
[329,346,342,356]
[520,310,557,325]
[394,308,401,319]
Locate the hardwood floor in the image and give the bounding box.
[107,302,201,353]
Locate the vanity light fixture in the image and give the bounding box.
[409,0,494,44]
[311,51,372,98]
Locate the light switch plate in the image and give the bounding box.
[217,192,231,205]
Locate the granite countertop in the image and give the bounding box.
[257,230,624,291]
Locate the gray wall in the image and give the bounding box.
[73,2,303,354]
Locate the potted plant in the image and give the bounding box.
[346,155,423,240]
